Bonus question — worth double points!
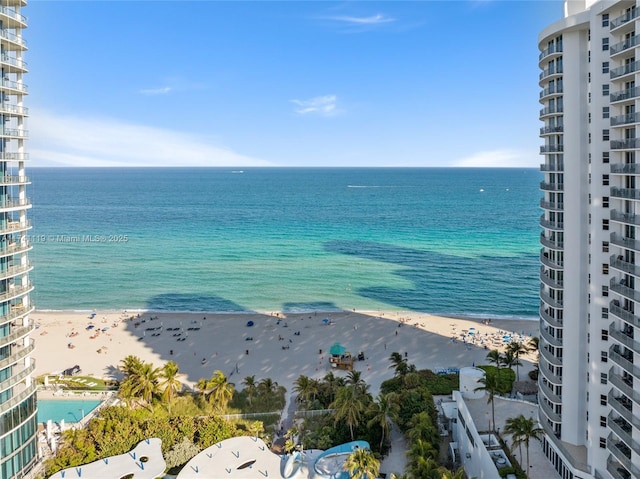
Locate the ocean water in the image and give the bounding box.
[27,167,542,318]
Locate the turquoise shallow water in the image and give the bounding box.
[27,167,541,318]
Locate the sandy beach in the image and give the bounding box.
[32,310,539,394]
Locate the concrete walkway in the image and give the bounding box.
[379,421,408,478]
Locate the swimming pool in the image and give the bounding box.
[37,399,102,424]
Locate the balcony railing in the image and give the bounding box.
[0,175,29,185]
[540,199,563,210]
[540,306,563,328]
[610,186,640,199]
[540,144,564,153]
[0,282,33,304]
[540,216,564,231]
[539,43,563,61]
[611,7,640,30]
[608,439,638,478]
[540,324,563,347]
[540,233,563,249]
[539,345,563,367]
[610,211,640,226]
[0,6,27,25]
[539,379,562,403]
[611,112,640,126]
[609,322,640,355]
[0,357,33,394]
[0,78,27,93]
[0,262,32,283]
[540,181,564,191]
[610,163,640,174]
[0,128,27,138]
[0,102,28,116]
[540,162,564,172]
[540,105,563,116]
[608,368,640,405]
[0,28,25,48]
[612,86,640,103]
[610,254,640,276]
[0,320,32,348]
[0,305,34,328]
[0,152,27,162]
[611,138,640,150]
[540,125,564,135]
[610,277,640,303]
[611,34,640,55]
[610,301,640,329]
[609,345,640,379]
[540,251,564,270]
[540,66,563,81]
[0,54,26,71]
[539,396,562,423]
[539,359,563,384]
[0,220,30,236]
[611,61,640,79]
[0,341,33,370]
[0,383,35,416]
[540,287,563,308]
[540,85,564,99]
[607,456,632,479]
[0,241,32,259]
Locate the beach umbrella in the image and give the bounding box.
[322,317,330,324]
[246,320,254,327]
[329,342,346,355]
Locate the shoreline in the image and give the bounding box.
[33,308,539,322]
[31,309,540,395]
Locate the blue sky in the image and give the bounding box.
[25,1,563,167]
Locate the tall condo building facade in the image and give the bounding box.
[0,0,35,478]
[540,1,640,479]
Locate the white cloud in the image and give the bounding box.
[139,86,172,95]
[329,13,395,25]
[452,149,539,168]
[291,95,340,116]
[28,110,271,167]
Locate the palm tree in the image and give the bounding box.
[367,393,398,451]
[505,415,543,477]
[502,349,521,383]
[408,455,439,479]
[321,371,343,404]
[207,370,235,411]
[474,369,500,432]
[133,361,160,407]
[331,386,365,440]
[346,370,369,397]
[119,355,144,377]
[293,375,318,407]
[486,349,503,369]
[406,412,440,446]
[503,414,526,462]
[242,375,257,406]
[159,361,182,413]
[527,336,539,354]
[343,447,380,479]
[388,352,408,377]
[258,377,278,396]
[506,341,528,381]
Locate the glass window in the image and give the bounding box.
[602,14,609,27]
[603,38,609,51]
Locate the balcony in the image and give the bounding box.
[610,186,640,199]
[540,287,563,308]
[540,306,563,328]
[610,323,640,355]
[611,34,640,55]
[540,181,564,191]
[0,127,27,139]
[610,277,640,303]
[540,250,564,269]
[608,368,640,406]
[610,61,640,79]
[611,138,640,150]
[540,216,564,231]
[0,53,26,72]
[539,359,563,384]
[0,357,34,395]
[540,105,563,117]
[0,219,30,236]
[607,456,632,479]
[0,78,27,94]
[611,112,640,126]
[539,43,563,61]
[540,144,564,154]
[0,197,31,210]
[0,305,34,328]
[0,28,26,49]
[0,102,28,117]
[609,210,640,227]
[540,324,562,347]
[611,7,640,30]
[611,163,640,174]
[610,232,640,249]
[540,85,564,100]
[0,262,32,282]
[609,345,640,379]
[0,175,29,186]
[540,268,564,289]
[540,199,563,211]
[612,86,640,103]
[0,6,27,28]
[608,440,637,477]
[0,282,33,304]
[0,341,33,370]
[610,254,640,276]
[0,319,32,348]
[539,396,562,423]
[540,162,564,172]
[610,403,640,431]
[0,241,32,259]
[539,345,563,367]
[609,301,640,329]
[0,152,27,162]
[539,66,563,81]
[0,383,35,416]
[539,377,562,403]
[540,125,564,135]
[540,233,563,250]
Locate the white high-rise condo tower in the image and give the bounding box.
[0,0,35,478]
[540,1,640,479]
